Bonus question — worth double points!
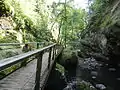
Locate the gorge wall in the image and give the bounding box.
[78,0,120,66]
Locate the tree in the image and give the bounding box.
[32,0,53,42]
[50,0,87,47]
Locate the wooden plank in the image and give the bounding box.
[0,59,37,90]
[0,52,50,90]
[0,44,62,90]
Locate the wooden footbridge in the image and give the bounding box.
[0,43,63,90]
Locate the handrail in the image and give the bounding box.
[0,43,56,71]
[0,43,62,90]
[0,42,44,46]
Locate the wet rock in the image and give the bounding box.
[92,76,97,79]
[81,58,101,70]
[91,71,98,76]
[63,80,77,90]
[116,78,120,81]
[108,68,116,71]
[118,64,120,67]
[45,69,67,90]
[89,53,109,61]
[63,85,72,90]
[77,80,97,90]
[96,84,106,90]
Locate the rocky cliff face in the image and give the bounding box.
[78,0,120,66]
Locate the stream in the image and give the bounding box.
[45,58,120,90]
[77,58,120,90]
[44,61,77,90]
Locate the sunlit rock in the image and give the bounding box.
[92,76,96,79]
[108,68,116,71]
[91,71,98,76]
[116,78,120,81]
[96,84,106,90]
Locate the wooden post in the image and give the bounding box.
[52,46,55,60]
[54,45,57,56]
[54,45,57,59]
[34,51,43,90]
[48,47,52,69]
[37,42,39,49]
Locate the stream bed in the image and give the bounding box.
[77,58,120,90]
[45,58,120,90]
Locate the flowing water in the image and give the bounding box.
[45,58,120,90]
[77,58,120,90]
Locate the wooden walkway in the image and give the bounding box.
[0,44,62,90]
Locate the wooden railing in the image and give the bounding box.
[0,42,47,49]
[0,42,46,46]
[0,43,62,90]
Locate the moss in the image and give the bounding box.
[77,81,97,90]
[61,46,73,61]
[56,63,65,74]
[100,14,113,28]
[57,45,78,67]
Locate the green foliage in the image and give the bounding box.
[0,63,21,79]
[83,0,114,34]
[30,0,53,42]
[0,33,19,43]
[0,0,87,45]
[0,0,11,16]
[62,46,74,60]
[90,0,113,14]
[11,0,25,30]
[30,25,53,42]
[0,0,54,43]
[51,1,87,46]
[56,63,65,74]
[77,81,96,90]
[60,45,78,66]
[100,14,113,28]
[0,48,21,59]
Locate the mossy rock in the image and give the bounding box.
[58,46,78,67]
[77,81,97,90]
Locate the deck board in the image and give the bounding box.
[0,52,50,90]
